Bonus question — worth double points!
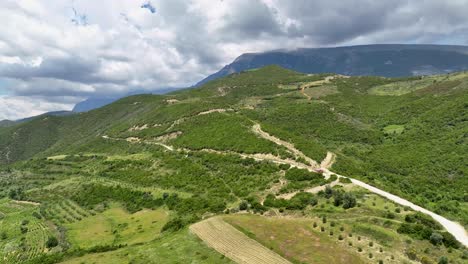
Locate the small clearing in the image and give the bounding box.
[190,217,291,264]
[125,137,141,143]
[166,99,180,104]
[197,108,233,116]
[299,75,343,100]
[128,124,149,132]
[156,131,182,142]
[320,151,336,169]
[217,86,230,96]
[12,200,41,206]
[276,179,341,200]
[383,125,405,135]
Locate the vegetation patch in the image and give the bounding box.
[383,125,405,135]
[65,205,168,249]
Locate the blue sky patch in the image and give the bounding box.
[141,1,156,14]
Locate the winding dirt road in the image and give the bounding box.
[252,124,468,247]
[104,122,468,247]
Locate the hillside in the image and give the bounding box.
[0,65,467,263]
[198,44,468,85]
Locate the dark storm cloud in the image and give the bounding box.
[221,0,282,39]
[0,57,100,84]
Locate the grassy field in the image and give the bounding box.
[65,204,168,248]
[61,229,233,264]
[224,215,364,264]
[220,184,466,264]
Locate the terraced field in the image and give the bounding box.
[41,199,94,224]
[190,217,291,264]
[0,199,52,263]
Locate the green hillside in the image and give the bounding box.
[0,66,467,263]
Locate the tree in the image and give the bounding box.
[239,201,248,211]
[430,232,443,246]
[438,256,448,264]
[333,191,343,206]
[46,236,59,248]
[342,193,356,209]
[324,185,333,199]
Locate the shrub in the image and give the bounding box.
[313,222,317,228]
[369,241,373,247]
[285,168,321,181]
[46,236,59,248]
[342,193,357,209]
[385,212,395,219]
[161,218,185,232]
[338,235,344,240]
[239,201,248,211]
[405,247,418,260]
[20,226,28,234]
[429,232,443,246]
[322,216,327,223]
[438,256,448,264]
[368,253,373,258]
[324,186,333,199]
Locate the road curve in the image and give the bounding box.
[251,123,468,248]
[348,177,468,247]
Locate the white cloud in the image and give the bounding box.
[0,95,78,120]
[0,0,467,120]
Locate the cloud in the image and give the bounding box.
[0,0,467,120]
[0,95,78,120]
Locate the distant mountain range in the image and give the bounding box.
[5,44,468,124]
[72,88,179,113]
[0,89,180,126]
[0,111,75,127]
[197,44,468,85]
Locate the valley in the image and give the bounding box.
[0,66,467,263]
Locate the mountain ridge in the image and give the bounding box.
[197,44,468,85]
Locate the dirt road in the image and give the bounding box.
[252,124,468,247]
[104,124,468,247]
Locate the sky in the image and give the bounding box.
[1,0,468,120]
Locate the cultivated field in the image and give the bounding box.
[190,217,291,264]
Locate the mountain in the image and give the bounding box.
[72,97,118,112]
[0,120,15,127]
[198,44,468,85]
[0,66,466,263]
[0,111,74,127]
[73,88,181,113]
